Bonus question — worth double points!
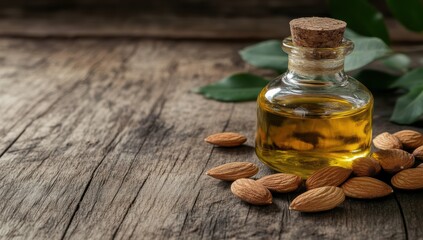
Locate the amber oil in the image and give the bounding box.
[256,93,372,178]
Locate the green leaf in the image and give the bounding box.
[353,69,398,91]
[239,40,288,73]
[390,86,423,124]
[329,0,390,44]
[386,0,423,32]
[194,73,268,102]
[344,34,391,72]
[344,28,363,39]
[390,67,423,90]
[380,53,411,73]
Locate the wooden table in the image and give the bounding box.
[0,36,422,239]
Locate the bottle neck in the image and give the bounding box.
[282,37,353,86]
[288,56,344,76]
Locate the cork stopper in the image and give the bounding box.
[289,17,346,48]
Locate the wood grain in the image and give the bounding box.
[0,10,422,42]
[0,38,421,239]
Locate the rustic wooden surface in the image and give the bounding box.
[0,38,422,240]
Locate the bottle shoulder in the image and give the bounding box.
[261,74,372,102]
[258,74,373,117]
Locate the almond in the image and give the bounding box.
[393,130,423,149]
[352,157,381,177]
[205,132,247,147]
[231,178,272,205]
[306,166,352,190]
[372,149,415,174]
[341,177,393,199]
[373,132,402,150]
[289,186,345,212]
[257,173,302,193]
[412,145,423,160]
[391,168,423,190]
[417,163,423,168]
[206,162,258,181]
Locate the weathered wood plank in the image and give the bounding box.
[0,40,128,156]
[0,10,421,42]
[0,0,326,13]
[395,191,423,240]
[62,41,240,239]
[0,38,421,240]
[0,39,142,239]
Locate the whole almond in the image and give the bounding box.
[352,157,381,177]
[412,145,423,160]
[373,132,402,150]
[231,178,272,205]
[391,168,423,190]
[206,162,258,181]
[393,130,423,149]
[205,132,247,147]
[257,173,302,193]
[417,163,423,168]
[289,186,345,212]
[306,166,352,190]
[341,177,393,199]
[372,149,415,174]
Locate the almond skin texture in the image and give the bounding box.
[231,178,272,205]
[372,149,415,174]
[289,186,345,212]
[391,168,423,190]
[205,132,247,147]
[352,157,381,177]
[306,166,352,190]
[342,177,393,199]
[373,132,402,150]
[257,173,302,193]
[393,130,423,149]
[412,145,423,160]
[206,162,258,181]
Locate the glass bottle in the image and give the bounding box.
[255,18,373,178]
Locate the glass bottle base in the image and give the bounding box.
[255,146,370,179]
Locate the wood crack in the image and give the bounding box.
[5,92,53,134]
[60,130,123,240]
[31,74,90,122]
[278,218,284,240]
[110,172,150,240]
[178,189,201,236]
[0,64,101,162]
[29,152,52,176]
[394,193,409,240]
[104,96,167,239]
[0,125,28,160]
[54,44,140,239]
[243,206,251,224]
[193,103,234,185]
[190,189,201,212]
[110,97,167,205]
[222,104,235,132]
[178,213,189,237]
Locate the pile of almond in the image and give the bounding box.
[204,130,423,212]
